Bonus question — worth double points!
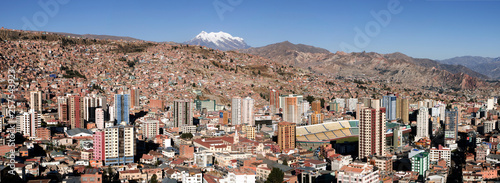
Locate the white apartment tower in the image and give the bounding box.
[241,97,255,126]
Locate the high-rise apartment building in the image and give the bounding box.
[312,100,321,113]
[18,109,41,137]
[174,99,193,128]
[241,97,255,126]
[30,91,42,113]
[396,98,409,124]
[114,94,130,124]
[246,125,256,140]
[270,89,280,113]
[359,100,386,159]
[278,122,296,150]
[283,95,299,124]
[96,108,105,129]
[410,151,429,176]
[130,88,140,109]
[416,107,429,141]
[142,120,159,139]
[69,95,84,129]
[382,95,396,121]
[83,95,106,123]
[57,96,68,122]
[103,125,135,166]
[445,108,459,141]
[93,130,105,161]
[231,97,242,125]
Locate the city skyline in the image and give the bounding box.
[1,0,499,59]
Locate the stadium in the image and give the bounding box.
[296,120,412,151]
[296,120,359,149]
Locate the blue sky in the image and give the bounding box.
[1,0,499,60]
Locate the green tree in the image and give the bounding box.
[265,167,284,183]
[181,133,193,139]
[150,174,158,183]
[306,95,315,104]
[282,158,288,166]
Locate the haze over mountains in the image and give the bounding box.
[439,56,500,79]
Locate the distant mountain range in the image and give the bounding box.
[239,41,485,89]
[184,31,250,51]
[439,56,500,79]
[44,29,498,87]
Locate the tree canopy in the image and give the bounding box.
[265,167,284,183]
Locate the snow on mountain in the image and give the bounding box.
[184,31,250,51]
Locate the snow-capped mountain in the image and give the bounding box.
[184,31,250,51]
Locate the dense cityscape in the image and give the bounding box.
[1,1,500,183]
[0,28,499,183]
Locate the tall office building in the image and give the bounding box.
[130,88,140,109]
[30,91,42,113]
[445,108,459,141]
[396,98,409,124]
[382,95,396,121]
[277,122,296,150]
[142,120,159,139]
[312,100,321,113]
[231,97,242,125]
[69,95,84,129]
[174,99,193,127]
[241,97,255,126]
[270,89,280,113]
[416,107,429,141]
[96,108,105,129]
[283,95,299,124]
[103,125,135,165]
[57,96,68,122]
[359,100,386,159]
[114,94,130,124]
[93,130,105,161]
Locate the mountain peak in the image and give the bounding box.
[186,31,249,51]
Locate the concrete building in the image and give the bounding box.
[130,88,140,109]
[114,94,130,124]
[93,130,105,161]
[484,120,496,134]
[174,99,193,129]
[283,95,299,124]
[278,122,296,150]
[18,109,41,138]
[69,95,84,129]
[445,109,459,142]
[430,145,451,167]
[396,98,409,124]
[95,108,104,129]
[142,120,159,139]
[241,97,255,126]
[487,97,495,111]
[358,100,386,159]
[104,125,135,165]
[245,125,256,140]
[382,94,396,121]
[270,89,280,113]
[57,96,68,122]
[312,100,321,113]
[30,90,42,113]
[410,151,429,176]
[336,162,380,183]
[231,97,242,125]
[416,107,429,141]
